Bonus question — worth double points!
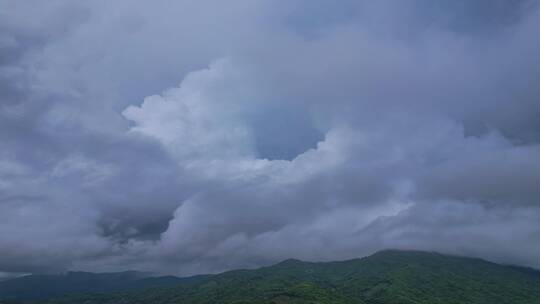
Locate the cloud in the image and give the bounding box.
[0,0,540,276]
[123,59,259,162]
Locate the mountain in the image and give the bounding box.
[0,270,206,301]
[2,250,540,303]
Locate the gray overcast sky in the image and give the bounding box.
[1,0,540,276]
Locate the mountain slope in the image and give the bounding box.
[4,250,540,303]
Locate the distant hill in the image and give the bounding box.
[2,250,540,303]
[0,270,206,301]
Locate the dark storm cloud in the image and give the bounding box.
[0,0,540,276]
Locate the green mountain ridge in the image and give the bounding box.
[2,250,540,304]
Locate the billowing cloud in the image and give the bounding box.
[1,0,540,276]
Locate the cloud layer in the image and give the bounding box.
[1,0,540,275]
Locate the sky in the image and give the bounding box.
[1,0,540,276]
